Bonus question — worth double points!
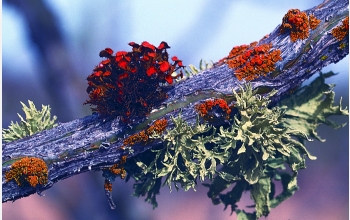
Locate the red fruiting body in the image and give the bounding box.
[225,42,282,81]
[159,61,171,72]
[99,48,114,58]
[157,41,170,50]
[146,67,157,76]
[165,75,173,84]
[141,41,156,50]
[85,41,185,119]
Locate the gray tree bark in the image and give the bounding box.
[2,0,349,203]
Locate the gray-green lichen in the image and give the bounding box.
[183,59,213,78]
[2,100,57,142]
[279,71,348,142]
[123,72,347,219]
[217,83,315,184]
[126,115,227,207]
[206,73,347,219]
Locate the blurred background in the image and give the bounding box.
[2,0,348,219]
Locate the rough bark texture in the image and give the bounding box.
[2,0,349,203]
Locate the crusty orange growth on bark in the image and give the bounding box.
[332,16,349,41]
[5,157,48,187]
[109,155,128,179]
[309,14,321,30]
[226,42,282,81]
[123,118,168,147]
[104,179,113,192]
[280,9,321,42]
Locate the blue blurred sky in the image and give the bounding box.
[2,1,349,220]
[4,0,347,78]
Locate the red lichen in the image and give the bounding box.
[225,42,282,81]
[123,118,168,148]
[5,157,48,187]
[85,41,185,120]
[195,98,233,120]
[332,16,349,41]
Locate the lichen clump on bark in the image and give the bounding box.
[225,42,282,81]
[84,41,185,121]
[108,155,128,179]
[195,98,233,120]
[5,157,48,188]
[2,100,57,142]
[332,16,349,41]
[309,14,321,30]
[122,118,168,148]
[280,9,321,42]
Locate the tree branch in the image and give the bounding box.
[2,0,348,203]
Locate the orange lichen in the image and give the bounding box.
[145,118,168,135]
[332,16,349,41]
[195,98,233,119]
[280,9,321,42]
[123,118,168,147]
[226,42,282,81]
[5,157,48,187]
[109,155,128,179]
[309,14,321,30]
[260,34,270,41]
[104,179,113,192]
[280,9,310,42]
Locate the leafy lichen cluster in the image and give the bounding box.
[123,72,347,219]
[279,71,348,142]
[2,100,57,142]
[214,83,315,185]
[126,115,223,207]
